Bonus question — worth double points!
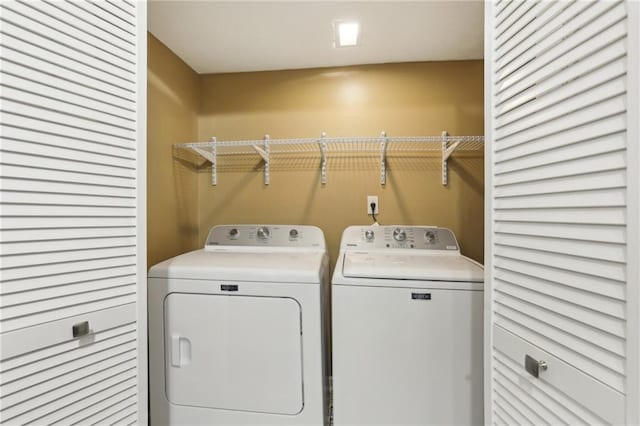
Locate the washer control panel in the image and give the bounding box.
[341,225,459,251]
[205,225,326,248]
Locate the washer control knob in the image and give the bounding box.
[289,229,299,238]
[365,230,375,241]
[393,228,407,242]
[228,228,239,239]
[256,227,270,240]
[425,231,435,243]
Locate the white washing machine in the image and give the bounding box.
[148,225,330,425]
[331,225,484,426]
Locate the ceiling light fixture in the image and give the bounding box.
[334,21,359,48]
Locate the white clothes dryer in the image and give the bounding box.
[148,225,330,425]
[331,225,484,426]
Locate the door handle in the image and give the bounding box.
[171,335,191,367]
[72,321,90,338]
[525,354,548,378]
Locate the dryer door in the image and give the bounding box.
[164,293,303,415]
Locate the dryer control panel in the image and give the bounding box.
[340,225,459,251]
[205,225,326,249]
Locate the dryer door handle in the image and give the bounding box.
[171,335,191,367]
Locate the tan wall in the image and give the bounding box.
[196,62,484,266]
[147,34,200,267]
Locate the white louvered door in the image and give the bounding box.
[0,0,147,424]
[485,0,640,425]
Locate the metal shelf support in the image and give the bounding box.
[263,134,271,185]
[247,134,271,185]
[319,132,327,185]
[192,137,217,185]
[442,131,462,186]
[380,131,388,185]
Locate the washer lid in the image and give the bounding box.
[148,249,326,283]
[342,252,484,282]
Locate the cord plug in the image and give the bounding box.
[370,202,377,224]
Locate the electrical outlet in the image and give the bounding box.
[367,195,379,215]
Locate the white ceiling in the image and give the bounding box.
[148,1,484,74]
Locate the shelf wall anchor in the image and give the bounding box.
[380,131,388,185]
[250,135,270,185]
[319,132,327,185]
[192,136,217,186]
[263,134,270,185]
[441,131,461,186]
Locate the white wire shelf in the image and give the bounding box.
[174,131,484,186]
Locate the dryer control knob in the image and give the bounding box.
[229,228,239,239]
[289,229,299,238]
[425,231,435,243]
[393,228,407,242]
[256,227,270,240]
[365,230,375,241]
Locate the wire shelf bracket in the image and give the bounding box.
[251,134,270,185]
[319,132,328,185]
[380,131,389,185]
[175,130,483,187]
[191,137,217,185]
[441,131,467,186]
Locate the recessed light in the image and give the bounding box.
[334,21,359,48]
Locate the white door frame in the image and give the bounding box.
[136,1,148,423]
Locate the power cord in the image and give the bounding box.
[370,201,377,224]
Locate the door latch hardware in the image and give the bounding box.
[524,354,548,378]
[72,321,90,338]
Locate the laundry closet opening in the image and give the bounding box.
[146,1,485,271]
